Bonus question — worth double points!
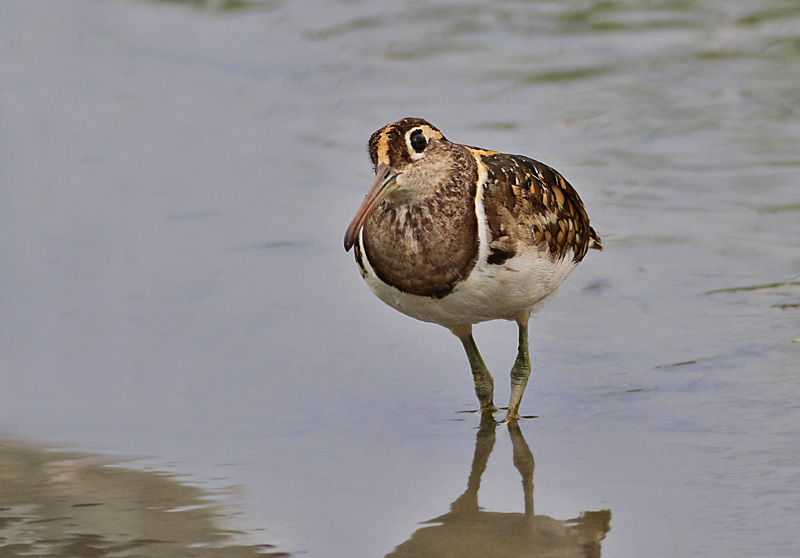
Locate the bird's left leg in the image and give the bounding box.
[506,310,532,422]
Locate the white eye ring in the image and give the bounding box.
[406,129,428,160]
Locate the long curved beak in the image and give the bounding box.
[344,163,398,251]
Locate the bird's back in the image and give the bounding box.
[474,149,602,267]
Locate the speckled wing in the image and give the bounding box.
[477,152,602,265]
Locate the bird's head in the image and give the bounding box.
[344,118,450,251]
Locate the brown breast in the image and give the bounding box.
[361,152,480,299]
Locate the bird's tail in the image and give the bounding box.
[589,227,603,251]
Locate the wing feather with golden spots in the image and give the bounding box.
[477,152,601,265]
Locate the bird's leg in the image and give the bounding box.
[506,311,532,422]
[450,325,497,421]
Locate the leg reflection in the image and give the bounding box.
[386,422,611,558]
[450,421,496,515]
[508,421,534,517]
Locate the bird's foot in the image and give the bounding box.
[458,404,500,425]
[498,406,538,423]
[480,406,499,426]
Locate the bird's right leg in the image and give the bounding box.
[450,325,497,421]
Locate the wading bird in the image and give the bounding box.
[345,118,601,422]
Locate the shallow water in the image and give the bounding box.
[1,0,799,556]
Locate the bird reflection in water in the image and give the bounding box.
[386,422,611,557]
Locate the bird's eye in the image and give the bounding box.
[409,130,427,153]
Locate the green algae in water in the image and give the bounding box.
[704,281,800,295]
